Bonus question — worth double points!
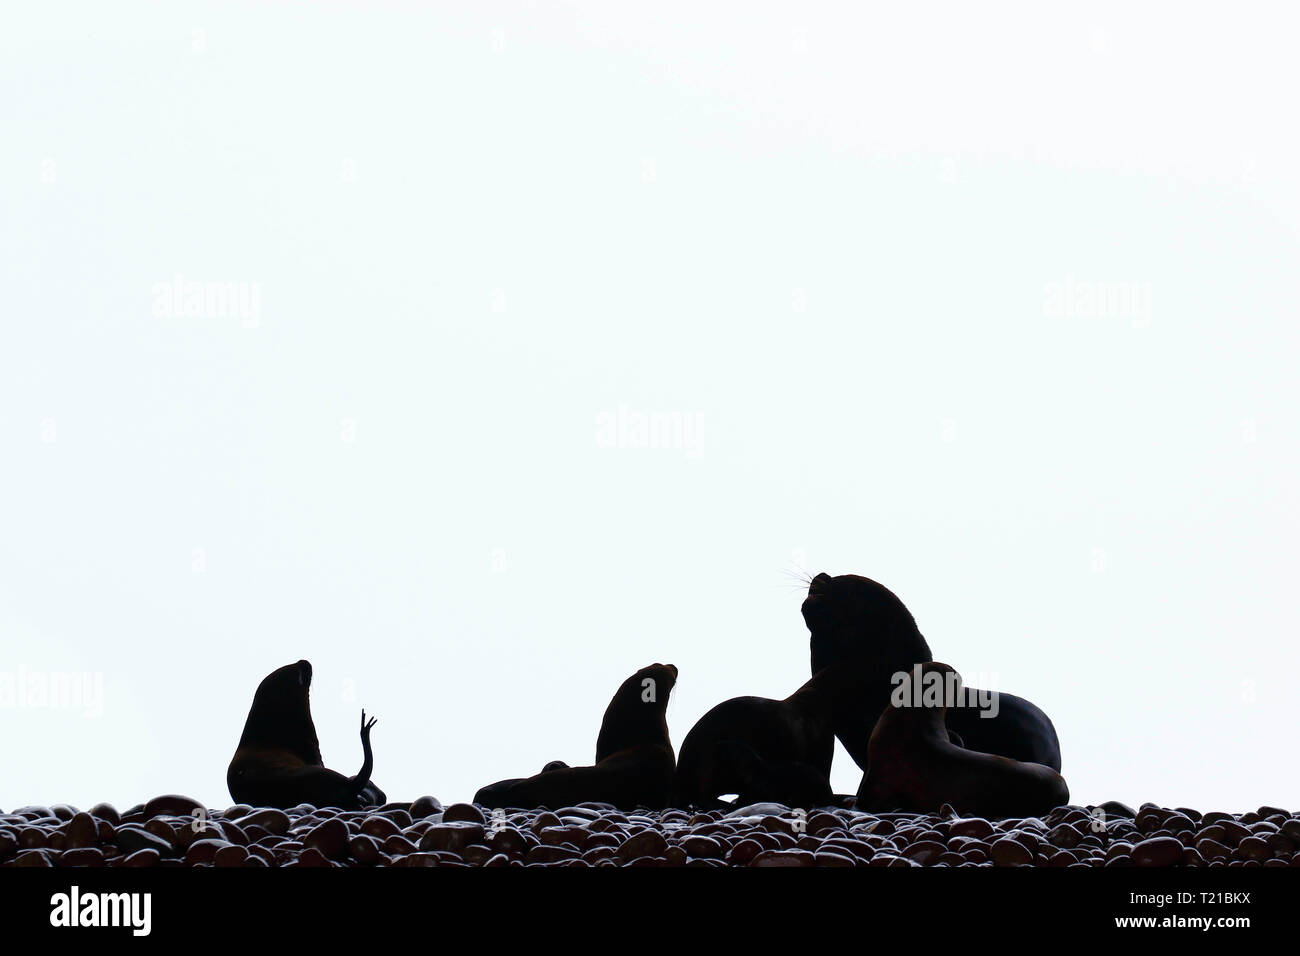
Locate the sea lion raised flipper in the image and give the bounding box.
[348,710,378,798]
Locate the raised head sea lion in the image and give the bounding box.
[227,660,385,809]
[802,572,1061,772]
[857,662,1068,818]
[474,663,677,811]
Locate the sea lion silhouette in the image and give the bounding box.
[474,663,678,810]
[857,661,1068,817]
[227,659,385,809]
[671,665,856,809]
[802,572,1061,773]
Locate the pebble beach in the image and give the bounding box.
[3,796,1298,868]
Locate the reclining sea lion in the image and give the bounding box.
[857,662,1068,818]
[474,663,678,811]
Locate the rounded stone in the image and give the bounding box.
[302,818,350,860]
[990,838,1033,866]
[144,795,205,819]
[1132,836,1183,867]
[184,838,233,865]
[441,803,485,825]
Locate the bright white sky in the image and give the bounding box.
[2,2,1297,815]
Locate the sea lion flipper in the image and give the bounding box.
[350,709,378,796]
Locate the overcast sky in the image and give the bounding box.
[2,1,1297,814]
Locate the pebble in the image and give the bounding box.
[949,817,995,839]
[90,803,121,825]
[63,812,99,849]
[302,819,350,860]
[441,803,485,824]
[1132,836,1184,867]
[184,838,233,865]
[144,794,205,819]
[114,826,175,857]
[214,845,249,867]
[121,848,161,867]
[750,849,814,867]
[4,796,1296,867]
[60,847,106,867]
[990,837,1033,866]
[234,808,291,835]
[409,796,443,819]
[420,822,485,853]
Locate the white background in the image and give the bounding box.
[2,1,1297,814]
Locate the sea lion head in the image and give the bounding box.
[635,662,678,696]
[594,662,678,763]
[802,572,932,674]
[235,659,322,764]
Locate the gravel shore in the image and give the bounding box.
[3,796,1297,867]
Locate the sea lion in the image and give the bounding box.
[474,663,677,811]
[671,667,851,809]
[856,662,1068,818]
[802,572,1061,772]
[227,660,386,809]
[685,740,834,811]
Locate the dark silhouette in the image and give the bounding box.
[858,662,1069,817]
[474,663,677,810]
[802,572,1062,773]
[227,660,385,809]
[671,667,850,809]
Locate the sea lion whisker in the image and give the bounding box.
[778,566,814,587]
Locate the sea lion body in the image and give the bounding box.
[474,663,678,811]
[671,669,844,809]
[227,660,385,809]
[802,572,1061,773]
[856,662,1068,818]
[226,754,372,811]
